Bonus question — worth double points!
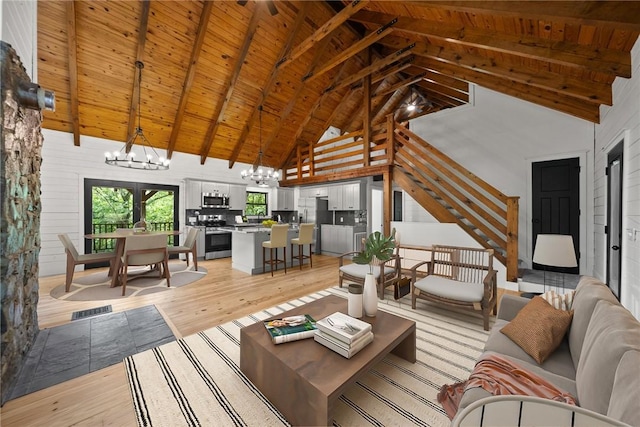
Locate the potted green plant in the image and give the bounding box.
[352,229,396,316]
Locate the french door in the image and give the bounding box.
[83,178,179,256]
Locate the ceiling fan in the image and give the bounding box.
[237,0,279,16]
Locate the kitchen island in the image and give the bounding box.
[231,226,313,275]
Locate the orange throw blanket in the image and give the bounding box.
[437,353,577,420]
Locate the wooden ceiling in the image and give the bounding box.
[37,1,640,171]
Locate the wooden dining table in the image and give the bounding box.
[84,230,181,288]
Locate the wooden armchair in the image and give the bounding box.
[410,245,497,330]
[338,250,401,299]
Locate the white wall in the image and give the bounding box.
[594,40,640,317]
[39,129,254,277]
[1,0,37,81]
[408,85,594,271]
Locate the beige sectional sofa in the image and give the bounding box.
[453,276,640,426]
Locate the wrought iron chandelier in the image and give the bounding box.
[105,61,170,171]
[241,105,279,187]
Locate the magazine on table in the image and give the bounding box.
[263,314,317,344]
[316,311,372,344]
[314,330,374,358]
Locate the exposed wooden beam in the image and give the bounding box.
[372,72,425,99]
[199,1,264,164]
[413,81,467,108]
[258,36,334,169]
[304,20,396,82]
[415,57,601,123]
[125,0,150,152]
[166,1,213,159]
[228,1,310,168]
[328,43,415,92]
[411,77,469,103]
[405,63,469,92]
[350,9,631,79]
[363,47,371,167]
[370,57,414,84]
[65,1,80,147]
[276,0,370,69]
[380,37,613,106]
[403,1,640,31]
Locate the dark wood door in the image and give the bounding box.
[532,158,580,274]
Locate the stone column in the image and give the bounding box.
[1,41,44,404]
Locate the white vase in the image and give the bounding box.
[363,272,378,317]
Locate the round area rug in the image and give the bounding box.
[51,262,208,301]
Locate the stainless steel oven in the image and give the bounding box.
[204,228,232,259]
[202,192,229,208]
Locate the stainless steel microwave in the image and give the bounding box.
[202,192,230,208]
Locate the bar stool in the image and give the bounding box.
[291,223,314,269]
[262,224,289,276]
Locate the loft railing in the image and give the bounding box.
[281,116,519,282]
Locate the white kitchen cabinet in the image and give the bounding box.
[342,183,360,210]
[202,182,229,195]
[327,186,342,210]
[185,180,202,209]
[299,186,328,198]
[274,188,294,211]
[321,225,354,255]
[228,184,247,211]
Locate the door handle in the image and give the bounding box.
[612,245,620,251]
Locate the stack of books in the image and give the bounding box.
[314,311,373,358]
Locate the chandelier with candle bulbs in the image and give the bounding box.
[105,61,170,171]
[241,105,279,187]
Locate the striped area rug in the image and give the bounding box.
[124,287,491,427]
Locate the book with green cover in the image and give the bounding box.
[263,314,317,344]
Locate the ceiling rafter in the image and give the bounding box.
[413,80,468,106]
[278,63,357,170]
[276,0,370,69]
[328,43,415,93]
[227,1,310,168]
[303,19,396,82]
[370,57,414,84]
[350,9,631,79]
[372,72,426,99]
[125,0,150,153]
[413,56,600,122]
[254,36,335,168]
[403,1,640,31]
[65,1,80,147]
[379,36,612,106]
[166,1,213,159]
[199,1,264,164]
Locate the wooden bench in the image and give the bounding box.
[408,245,497,330]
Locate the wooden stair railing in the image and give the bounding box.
[280,117,519,282]
[392,122,518,282]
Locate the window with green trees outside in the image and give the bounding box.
[245,191,268,216]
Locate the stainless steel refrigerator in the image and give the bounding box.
[298,198,332,254]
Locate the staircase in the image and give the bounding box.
[392,123,519,281]
[281,117,519,282]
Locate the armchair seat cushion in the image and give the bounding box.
[414,275,484,302]
[339,263,394,280]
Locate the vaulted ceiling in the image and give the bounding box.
[37,1,640,172]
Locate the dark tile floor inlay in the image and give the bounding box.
[71,304,112,320]
[7,305,175,401]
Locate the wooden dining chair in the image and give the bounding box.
[119,234,170,296]
[168,227,199,270]
[58,233,117,292]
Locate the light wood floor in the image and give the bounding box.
[1,255,514,426]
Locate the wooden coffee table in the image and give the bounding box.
[240,295,416,426]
